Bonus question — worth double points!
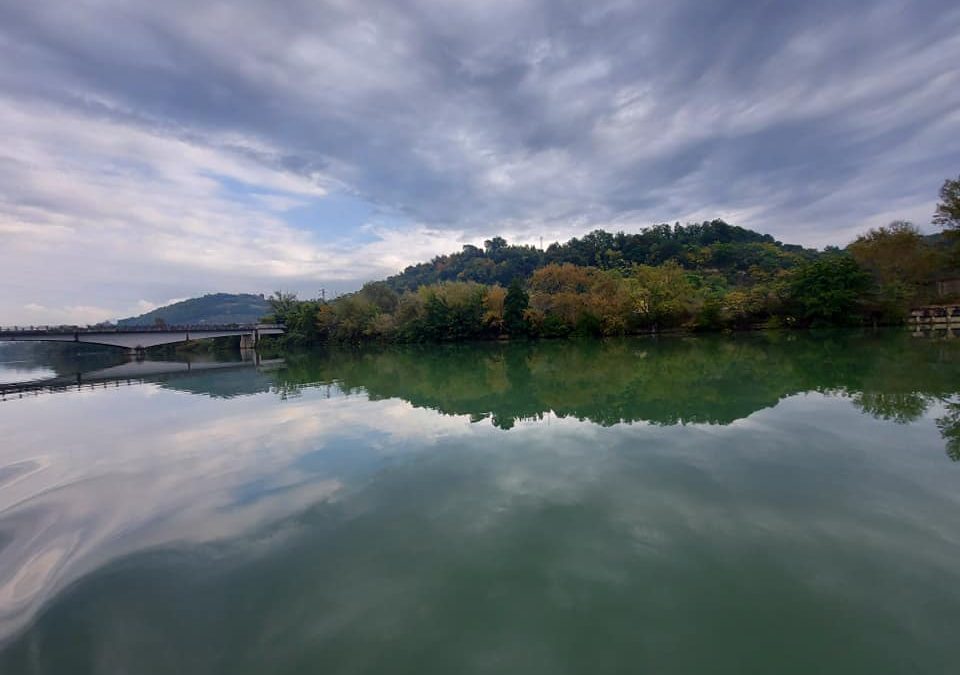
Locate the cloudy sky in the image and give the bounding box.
[1,0,958,324]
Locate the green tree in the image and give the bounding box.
[276,298,322,345]
[409,283,486,341]
[423,293,452,341]
[267,291,299,321]
[933,175,960,231]
[359,281,399,314]
[937,402,960,462]
[848,221,937,321]
[628,261,698,329]
[787,255,869,326]
[484,236,508,255]
[504,278,529,335]
[268,291,322,345]
[332,295,378,341]
[849,222,933,285]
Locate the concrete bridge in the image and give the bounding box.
[0,324,284,353]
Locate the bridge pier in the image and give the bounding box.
[240,348,262,365]
[239,332,257,350]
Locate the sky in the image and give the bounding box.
[1,0,959,325]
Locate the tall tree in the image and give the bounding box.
[933,175,960,231]
[504,278,529,335]
[848,221,937,319]
[267,291,299,320]
[483,285,507,332]
[484,236,508,255]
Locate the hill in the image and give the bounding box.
[118,293,270,326]
[262,217,960,345]
[385,220,818,291]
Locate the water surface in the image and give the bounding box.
[1,332,959,674]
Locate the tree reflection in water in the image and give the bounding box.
[262,330,960,460]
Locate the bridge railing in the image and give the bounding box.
[908,305,960,323]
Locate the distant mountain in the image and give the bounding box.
[118,293,270,326]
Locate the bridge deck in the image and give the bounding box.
[0,324,284,350]
[0,323,283,335]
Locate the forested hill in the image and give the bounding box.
[118,293,270,326]
[386,220,818,291]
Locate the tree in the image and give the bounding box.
[933,175,960,231]
[937,402,960,462]
[787,255,870,326]
[848,221,937,320]
[333,295,378,341]
[529,263,595,294]
[359,281,399,314]
[423,292,453,341]
[527,264,596,331]
[628,261,698,329]
[504,278,529,335]
[267,291,299,322]
[276,298,321,345]
[849,222,932,282]
[483,285,507,332]
[484,236,508,255]
[408,282,486,341]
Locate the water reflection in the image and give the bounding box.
[0,344,59,384]
[1,345,284,401]
[0,331,959,673]
[269,331,960,455]
[5,331,960,455]
[0,342,125,379]
[6,331,959,432]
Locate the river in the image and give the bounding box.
[1,331,958,673]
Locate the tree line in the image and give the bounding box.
[266,175,960,345]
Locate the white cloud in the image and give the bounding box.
[0,384,482,639]
[17,303,118,327]
[0,98,464,322]
[1,0,959,321]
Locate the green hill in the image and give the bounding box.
[118,293,270,326]
[385,220,818,291]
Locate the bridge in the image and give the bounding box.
[0,324,284,353]
[1,355,286,399]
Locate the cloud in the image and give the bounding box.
[1,0,959,321]
[2,380,956,645]
[0,382,480,640]
[18,303,119,326]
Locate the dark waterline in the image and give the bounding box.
[1,331,959,674]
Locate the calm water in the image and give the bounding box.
[1,331,959,674]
